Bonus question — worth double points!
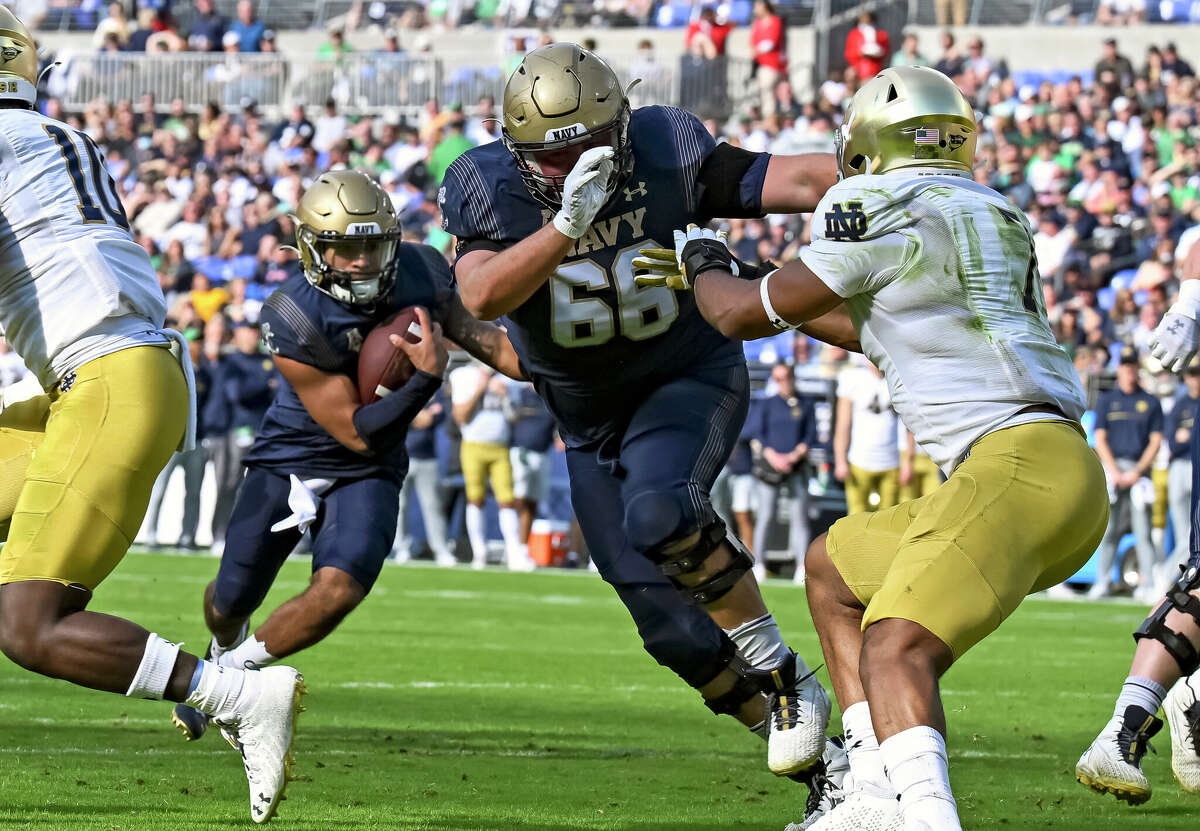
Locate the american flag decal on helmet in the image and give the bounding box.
[913,128,940,145]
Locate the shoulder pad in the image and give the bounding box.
[440,148,507,241]
[260,285,342,371]
[811,176,916,244]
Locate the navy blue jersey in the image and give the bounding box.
[1168,393,1200,460]
[244,243,455,480]
[440,106,767,446]
[1096,386,1164,460]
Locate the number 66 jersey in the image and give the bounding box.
[800,168,1086,473]
[0,110,167,388]
[440,106,766,447]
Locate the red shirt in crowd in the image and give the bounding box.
[750,13,786,72]
[844,24,890,80]
[685,18,733,55]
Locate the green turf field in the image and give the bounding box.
[0,550,1194,830]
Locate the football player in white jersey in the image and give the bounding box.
[0,9,302,823]
[636,66,1109,831]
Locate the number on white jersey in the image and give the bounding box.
[42,124,129,231]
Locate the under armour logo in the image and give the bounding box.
[824,201,868,241]
[58,371,76,393]
[623,181,647,202]
[1168,319,1185,335]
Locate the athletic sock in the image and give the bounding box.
[879,726,961,830]
[465,503,488,565]
[125,633,181,700]
[1115,676,1169,719]
[209,621,250,665]
[184,660,255,720]
[723,613,793,669]
[841,701,892,795]
[498,507,523,558]
[219,635,278,670]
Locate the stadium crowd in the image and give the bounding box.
[7,14,1200,592]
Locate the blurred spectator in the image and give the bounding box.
[127,7,158,52]
[1091,346,1163,600]
[229,0,265,53]
[684,6,732,60]
[935,0,966,26]
[449,362,527,569]
[144,335,210,549]
[1097,0,1145,26]
[750,0,786,117]
[890,32,928,69]
[189,0,228,52]
[312,99,347,154]
[834,362,900,516]
[844,12,890,82]
[394,389,456,566]
[507,382,555,548]
[317,28,354,63]
[934,31,965,79]
[428,115,474,185]
[466,95,502,146]
[1162,42,1196,80]
[92,2,129,50]
[749,362,815,581]
[1095,38,1135,97]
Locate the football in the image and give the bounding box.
[356,306,423,405]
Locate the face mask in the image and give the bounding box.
[347,277,381,303]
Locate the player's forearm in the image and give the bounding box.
[456,226,575,320]
[444,300,527,381]
[352,371,444,456]
[761,153,838,214]
[693,271,786,340]
[833,399,851,467]
[1093,431,1118,474]
[1137,434,1162,475]
[799,306,862,353]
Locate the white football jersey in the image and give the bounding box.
[801,169,1086,472]
[0,109,167,387]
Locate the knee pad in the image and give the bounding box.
[626,487,754,605]
[1134,564,1200,675]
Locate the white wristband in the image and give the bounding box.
[759,269,798,331]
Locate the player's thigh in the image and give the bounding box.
[311,475,401,594]
[0,394,51,537]
[485,443,515,503]
[212,467,304,618]
[0,346,185,590]
[865,421,1109,659]
[460,441,491,502]
[826,493,930,604]
[618,360,749,511]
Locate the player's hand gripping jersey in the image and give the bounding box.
[440,106,768,445]
[246,244,454,480]
[0,110,169,387]
[801,169,1087,471]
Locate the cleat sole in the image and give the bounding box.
[171,705,208,742]
[1075,770,1152,805]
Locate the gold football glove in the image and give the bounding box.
[632,224,737,290]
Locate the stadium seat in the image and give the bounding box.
[1109,269,1137,291]
[1096,285,1115,311]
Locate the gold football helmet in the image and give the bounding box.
[836,66,977,180]
[0,6,38,108]
[294,170,400,306]
[502,42,632,207]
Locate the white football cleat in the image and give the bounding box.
[766,653,832,775]
[1075,705,1162,805]
[792,786,900,831]
[216,666,307,824]
[785,737,849,830]
[1165,676,1200,793]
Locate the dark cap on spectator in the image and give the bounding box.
[1103,36,1117,46]
[1119,345,1140,365]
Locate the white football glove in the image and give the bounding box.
[632,224,737,290]
[1151,280,1200,373]
[552,146,615,240]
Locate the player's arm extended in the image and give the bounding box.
[441,293,527,380]
[455,228,574,321]
[760,153,839,214]
[693,258,862,351]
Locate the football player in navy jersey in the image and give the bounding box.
[439,42,843,789]
[172,170,522,741]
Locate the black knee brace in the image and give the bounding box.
[1134,564,1200,675]
[701,650,803,716]
[644,521,754,605]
